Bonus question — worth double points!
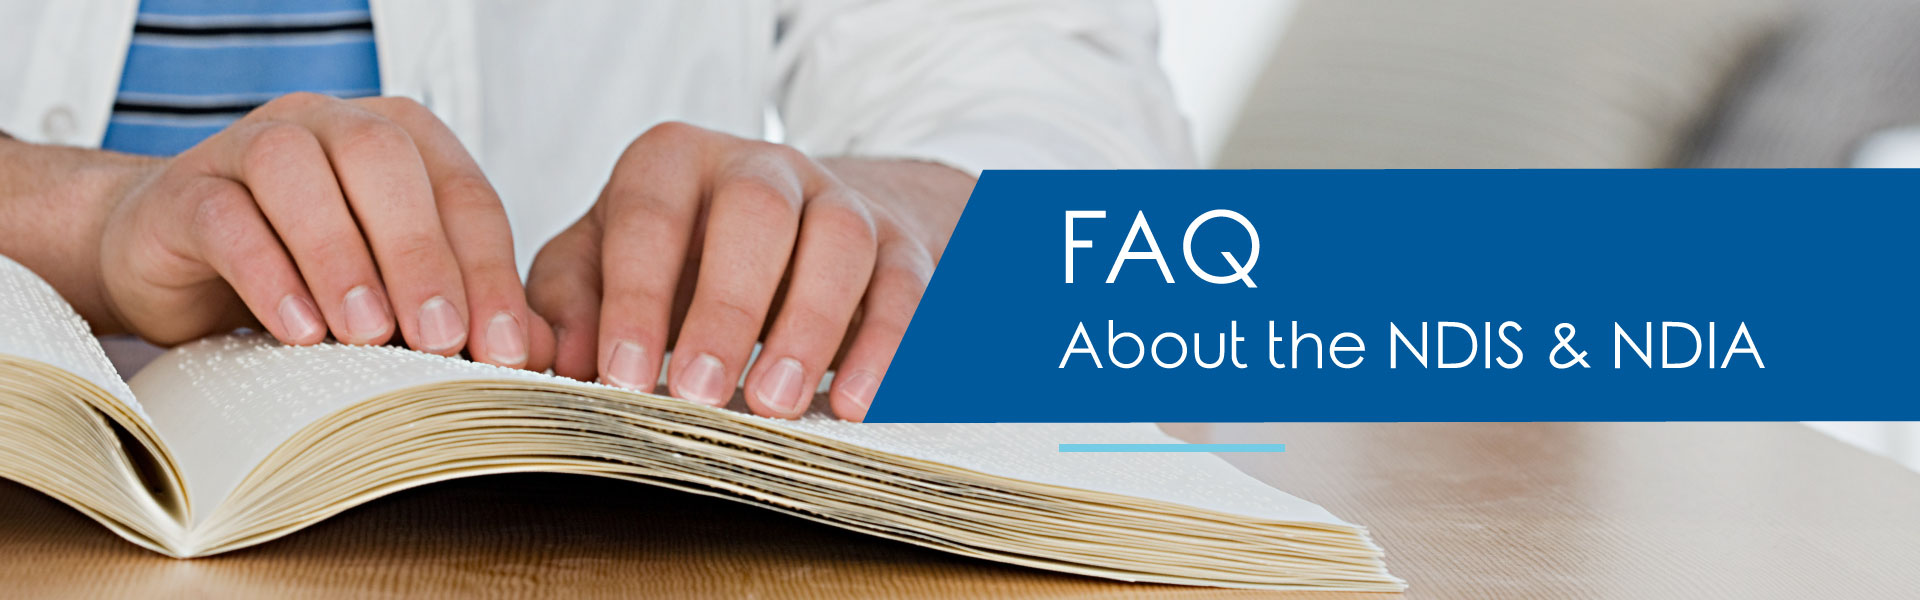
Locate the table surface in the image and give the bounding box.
[4,422,1918,599]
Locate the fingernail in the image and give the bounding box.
[343,285,391,342]
[483,312,527,365]
[276,295,323,342]
[676,353,729,407]
[603,341,647,390]
[416,296,466,352]
[754,357,806,415]
[836,371,879,412]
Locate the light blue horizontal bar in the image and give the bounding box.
[1057,443,1286,453]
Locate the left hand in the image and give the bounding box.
[527,122,972,421]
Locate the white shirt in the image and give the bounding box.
[0,0,1195,269]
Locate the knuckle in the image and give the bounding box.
[361,97,441,131]
[704,295,763,331]
[336,117,414,160]
[363,95,428,116]
[880,242,935,289]
[641,120,702,145]
[867,263,931,320]
[190,188,251,242]
[594,192,673,237]
[761,142,811,169]
[264,91,328,113]
[601,265,669,304]
[867,267,926,326]
[779,301,841,333]
[300,229,361,266]
[717,178,800,218]
[464,255,522,285]
[621,121,707,163]
[880,271,929,308]
[383,232,445,266]
[860,307,913,343]
[435,173,502,208]
[241,121,314,172]
[597,173,644,210]
[606,285,672,320]
[813,197,878,250]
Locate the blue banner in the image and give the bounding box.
[868,170,1917,422]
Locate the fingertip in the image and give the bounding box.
[338,284,397,345]
[668,351,732,407]
[414,295,469,356]
[274,294,327,346]
[747,356,811,419]
[830,369,879,422]
[472,310,527,367]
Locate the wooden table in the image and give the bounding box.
[3,422,1917,598]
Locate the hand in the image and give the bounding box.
[93,93,553,368]
[527,122,972,421]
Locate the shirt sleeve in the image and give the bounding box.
[773,0,1198,174]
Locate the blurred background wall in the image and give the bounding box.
[1154,0,1920,470]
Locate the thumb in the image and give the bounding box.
[527,219,605,381]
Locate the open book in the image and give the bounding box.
[0,256,1401,592]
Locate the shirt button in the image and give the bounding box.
[41,106,76,142]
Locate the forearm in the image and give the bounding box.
[0,136,155,332]
[819,157,973,263]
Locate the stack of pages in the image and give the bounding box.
[0,256,1401,591]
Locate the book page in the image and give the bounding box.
[130,334,1346,529]
[779,420,1349,526]
[127,336,555,525]
[0,256,141,419]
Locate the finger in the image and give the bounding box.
[185,177,328,345]
[829,236,934,422]
[358,96,533,368]
[594,123,711,394]
[268,95,472,356]
[198,114,397,346]
[666,149,809,408]
[528,218,605,381]
[525,312,557,374]
[742,189,877,418]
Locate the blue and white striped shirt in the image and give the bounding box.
[100,0,381,157]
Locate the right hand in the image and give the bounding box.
[92,92,553,369]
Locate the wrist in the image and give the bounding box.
[0,140,161,333]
